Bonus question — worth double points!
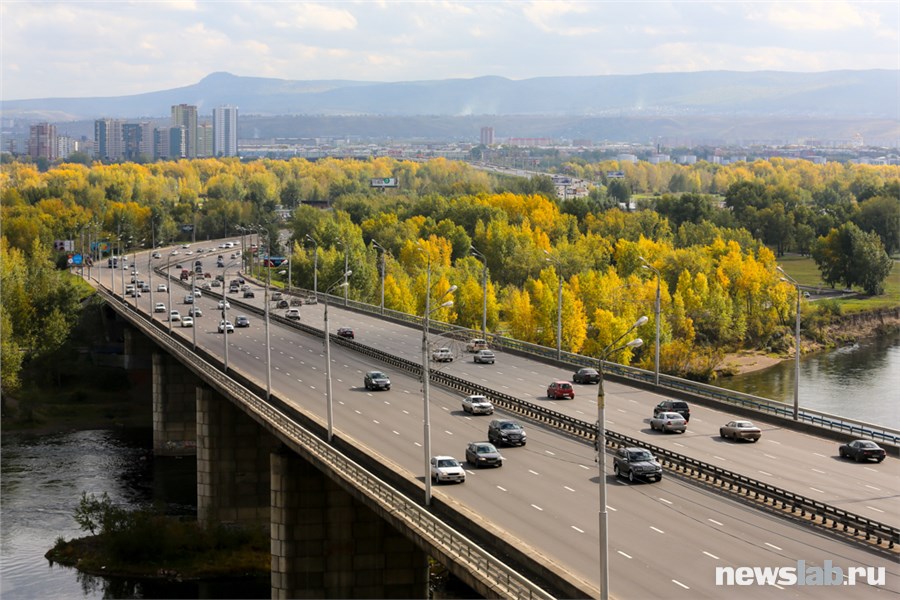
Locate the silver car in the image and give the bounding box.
[430,456,466,484]
[461,395,494,415]
[649,411,687,433]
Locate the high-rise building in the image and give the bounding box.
[171,104,198,158]
[94,119,124,160]
[213,105,239,157]
[196,122,213,158]
[122,123,145,161]
[480,126,494,147]
[28,122,57,161]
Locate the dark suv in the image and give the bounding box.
[653,399,690,422]
[363,371,391,391]
[613,447,662,483]
[488,419,527,446]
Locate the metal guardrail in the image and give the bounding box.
[96,286,557,600]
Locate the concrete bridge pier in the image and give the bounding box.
[152,352,198,456]
[270,450,429,599]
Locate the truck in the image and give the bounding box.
[180,269,190,281]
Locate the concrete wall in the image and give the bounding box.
[152,352,198,455]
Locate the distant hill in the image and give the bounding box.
[2,70,897,121]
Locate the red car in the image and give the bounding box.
[547,381,575,399]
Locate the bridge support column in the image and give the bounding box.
[197,387,275,529]
[152,352,198,456]
[270,451,428,599]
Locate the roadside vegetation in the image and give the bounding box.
[1,155,897,391]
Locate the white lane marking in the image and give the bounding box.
[617,408,627,413]
[528,469,540,476]
[758,470,773,476]
[575,409,586,415]
[309,385,317,390]
[713,455,726,461]
[768,440,782,444]
[673,442,685,447]
[811,468,826,474]
[864,467,878,472]
[564,486,576,492]
[402,410,409,415]
[708,518,723,526]
[650,526,664,534]
[672,580,690,590]
[545,450,556,456]
[809,487,824,493]
[373,420,380,425]
[813,452,827,458]
[617,550,632,559]
[765,542,782,551]
[607,506,617,512]
[579,464,590,470]
[392,431,400,436]
[764,453,778,459]
[867,506,885,513]
[338,401,344,405]
[659,497,673,505]
[703,551,720,560]
[571,526,585,534]
[496,486,507,492]
[414,442,422,447]
[354,410,362,415]
[444,430,453,435]
[865,484,881,491]
[531,504,544,511]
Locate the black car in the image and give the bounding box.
[613,447,662,483]
[487,419,526,446]
[839,440,886,463]
[235,315,250,328]
[337,327,355,339]
[243,290,255,298]
[573,367,600,384]
[364,371,391,391]
[465,442,503,468]
[653,399,691,422]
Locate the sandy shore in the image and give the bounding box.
[718,352,783,375]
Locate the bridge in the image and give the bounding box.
[88,247,898,598]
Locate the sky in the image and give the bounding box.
[2,1,898,101]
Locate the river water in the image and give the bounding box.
[717,330,900,429]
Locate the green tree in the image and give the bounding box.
[812,223,894,295]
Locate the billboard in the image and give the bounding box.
[370,177,398,188]
[54,240,74,252]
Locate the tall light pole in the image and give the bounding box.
[371,240,386,315]
[221,261,238,373]
[470,245,488,341]
[190,268,197,349]
[305,234,319,296]
[166,251,173,334]
[597,315,647,600]
[640,256,662,387]
[264,262,272,399]
[337,239,349,307]
[324,271,352,442]
[544,249,563,360]
[419,245,456,506]
[778,266,802,421]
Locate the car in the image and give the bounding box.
[151,252,161,259]
[285,308,301,320]
[235,315,250,328]
[465,442,503,468]
[181,244,190,249]
[719,420,761,442]
[432,347,453,362]
[188,307,203,317]
[218,320,234,334]
[653,399,691,422]
[461,395,494,415]
[218,300,230,310]
[243,290,255,298]
[466,338,488,352]
[192,289,202,298]
[139,283,150,292]
[337,327,354,339]
[276,299,290,309]
[216,260,224,268]
[194,260,202,266]
[125,284,135,294]
[154,302,166,313]
[170,249,179,255]
[157,284,167,292]
[168,310,181,322]
[473,349,495,364]
[547,381,575,399]
[211,280,221,287]
[272,291,283,301]
[181,316,194,328]
[229,286,240,294]
[613,447,662,483]
[650,411,687,433]
[363,371,391,391]
[487,419,527,446]
[175,264,183,270]
[303,295,318,305]
[183,294,194,304]
[573,367,601,384]
[185,250,193,255]
[430,456,466,484]
[839,439,886,463]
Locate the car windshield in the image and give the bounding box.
[370,372,386,379]
[736,422,753,428]
[476,445,494,453]
[499,422,518,430]
[629,450,653,461]
[858,441,878,448]
[438,459,458,468]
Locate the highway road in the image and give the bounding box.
[99,247,898,597]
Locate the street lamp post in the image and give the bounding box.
[324,271,352,442]
[337,239,350,307]
[596,315,647,600]
[544,250,563,360]
[305,234,319,296]
[265,263,272,399]
[778,267,802,420]
[419,247,456,506]
[640,257,662,387]
[166,253,173,334]
[470,245,489,341]
[372,240,386,315]
[221,261,238,373]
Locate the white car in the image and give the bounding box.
[168,310,181,322]
[218,320,234,333]
[218,300,230,310]
[184,294,194,304]
[430,456,466,484]
[192,289,202,297]
[170,250,179,255]
[285,308,301,320]
[154,302,166,313]
[461,395,494,415]
[188,307,203,317]
[466,338,488,352]
[151,252,162,259]
[157,284,167,292]
[474,350,495,364]
[181,316,194,328]
[431,347,453,362]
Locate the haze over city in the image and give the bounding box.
[2,0,899,101]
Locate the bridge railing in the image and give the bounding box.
[97,286,558,600]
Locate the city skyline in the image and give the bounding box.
[2,1,898,101]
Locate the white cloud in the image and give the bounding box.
[758,1,865,31]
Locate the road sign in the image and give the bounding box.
[72,254,83,265]
[370,177,398,188]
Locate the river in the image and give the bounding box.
[717,330,900,429]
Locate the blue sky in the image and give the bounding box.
[2,1,898,100]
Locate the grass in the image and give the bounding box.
[776,255,900,313]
